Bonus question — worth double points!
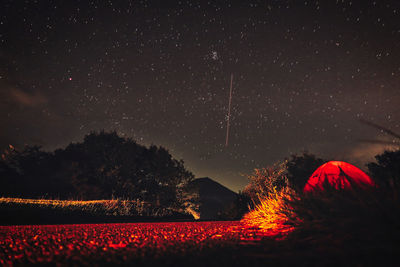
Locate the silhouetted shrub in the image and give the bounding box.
[367,149,400,190]
[243,161,289,205]
[286,152,327,191]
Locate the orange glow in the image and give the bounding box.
[304,161,374,193]
[241,187,295,238]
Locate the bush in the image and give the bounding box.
[242,186,296,237]
[241,163,298,236]
[367,149,400,189]
[286,152,326,191]
[242,161,289,205]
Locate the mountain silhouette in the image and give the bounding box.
[189,177,238,220]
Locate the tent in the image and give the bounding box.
[304,161,374,193]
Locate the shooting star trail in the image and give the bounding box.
[225,73,233,147]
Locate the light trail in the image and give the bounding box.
[225,74,233,147]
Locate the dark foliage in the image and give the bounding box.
[282,181,400,266]
[367,149,400,189]
[217,191,251,220]
[0,131,194,209]
[286,152,326,191]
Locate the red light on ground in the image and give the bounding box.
[0,222,269,265]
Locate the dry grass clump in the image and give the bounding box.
[274,184,400,265]
[289,184,400,234]
[0,197,150,216]
[241,187,297,237]
[241,162,300,236]
[0,197,194,225]
[242,161,288,204]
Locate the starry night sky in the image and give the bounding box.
[1,0,399,191]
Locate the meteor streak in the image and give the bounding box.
[225,74,233,147]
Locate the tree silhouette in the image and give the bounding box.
[0,131,194,209]
[367,149,400,189]
[286,152,326,191]
[0,145,62,198]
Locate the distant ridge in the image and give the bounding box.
[189,177,238,220]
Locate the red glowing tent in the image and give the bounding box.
[304,161,374,193]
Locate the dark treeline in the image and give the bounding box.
[0,131,194,210]
[1,129,399,219]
